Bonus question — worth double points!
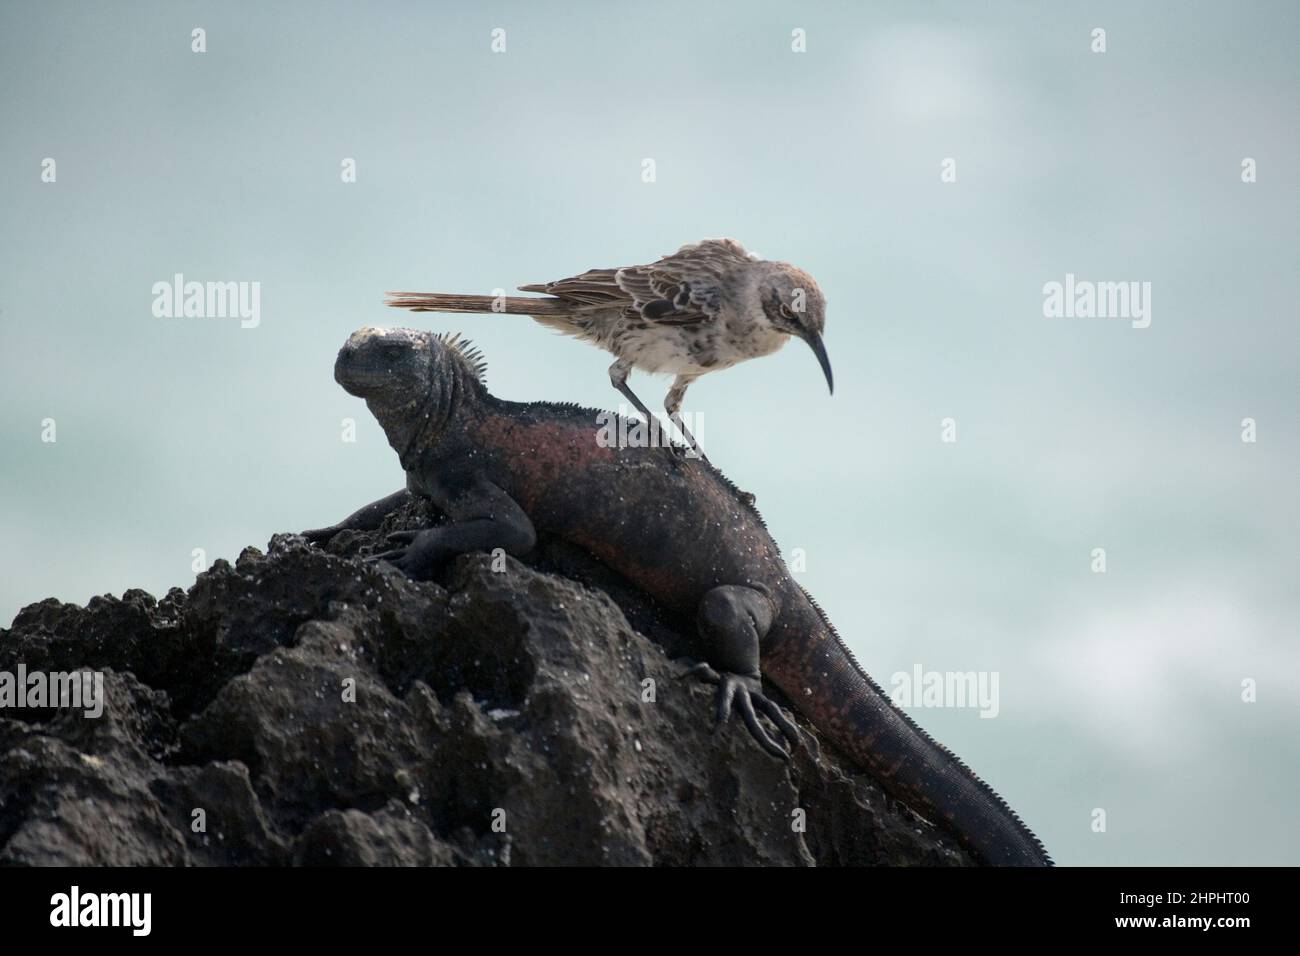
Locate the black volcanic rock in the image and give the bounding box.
[0,500,971,866]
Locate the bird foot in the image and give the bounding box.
[666,441,705,464]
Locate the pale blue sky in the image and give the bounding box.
[2,0,1297,864]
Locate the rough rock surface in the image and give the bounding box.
[0,498,971,866]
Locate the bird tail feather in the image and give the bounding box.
[385,292,576,318]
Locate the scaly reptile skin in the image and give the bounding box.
[308,326,1052,866]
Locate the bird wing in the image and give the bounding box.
[519,238,756,326]
[517,268,625,307]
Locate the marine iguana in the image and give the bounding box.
[305,326,1052,866]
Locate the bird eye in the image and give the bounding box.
[779,303,794,321]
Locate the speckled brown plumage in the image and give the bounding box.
[383,238,834,458]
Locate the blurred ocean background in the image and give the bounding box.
[2,0,1296,864]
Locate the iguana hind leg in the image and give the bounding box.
[681,585,802,760]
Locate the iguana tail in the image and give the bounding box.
[767,588,1052,866]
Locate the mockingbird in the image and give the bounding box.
[385,238,832,457]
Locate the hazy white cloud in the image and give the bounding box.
[1032,588,1299,764]
[855,26,1004,124]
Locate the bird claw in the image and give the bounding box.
[667,443,714,471]
[665,441,693,463]
[679,659,801,761]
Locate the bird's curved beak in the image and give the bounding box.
[803,330,834,395]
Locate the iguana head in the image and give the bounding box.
[335,326,485,464]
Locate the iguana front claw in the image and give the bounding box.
[367,529,442,579]
[678,660,801,761]
[301,524,343,545]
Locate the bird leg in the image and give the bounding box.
[664,374,707,461]
[665,375,756,504]
[609,360,678,454]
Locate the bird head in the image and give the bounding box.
[756,263,833,394]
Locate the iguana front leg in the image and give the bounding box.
[682,585,803,760]
[302,487,412,543]
[369,475,536,580]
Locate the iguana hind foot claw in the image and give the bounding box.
[678,659,799,761]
